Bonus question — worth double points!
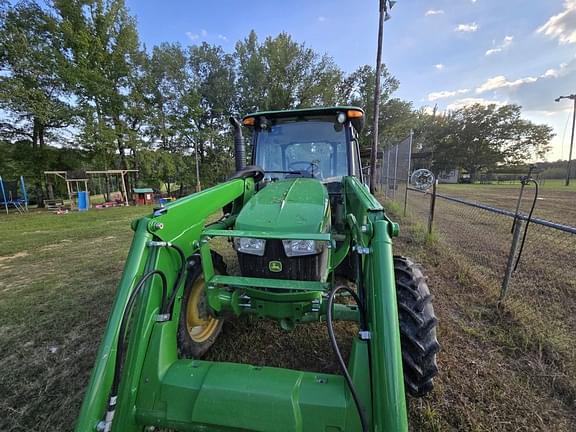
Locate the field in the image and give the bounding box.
[436,179,576,225]
[1,199,575,431]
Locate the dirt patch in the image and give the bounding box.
[0,252,29,262]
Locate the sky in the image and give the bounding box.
[126,0,576,162]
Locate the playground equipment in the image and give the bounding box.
[45,170,138,210]
[132,188,154,206]
[0,175,28,214]
[76,107,439,432]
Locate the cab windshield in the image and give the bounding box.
[254,120,348,182]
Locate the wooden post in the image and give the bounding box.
[84,180,89,208]
[66,180,73,209]
[403,130,413,217]
[120,171,129,206]
[369,0,387,194]
[428,180,438,235]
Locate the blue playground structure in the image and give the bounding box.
[0,175,29,214]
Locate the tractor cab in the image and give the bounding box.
[231,107,368,283]
[244,107,365,185]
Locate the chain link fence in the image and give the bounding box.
[381,133,412,210]
[405,187,576,297]
[404,186,576,362]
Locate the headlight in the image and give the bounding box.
[234,237,266,256]
[282,239,323,257]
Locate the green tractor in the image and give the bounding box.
[76,107,439,432]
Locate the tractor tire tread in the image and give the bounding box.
[394,255,440,398]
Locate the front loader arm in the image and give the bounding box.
[343,176,408,432]
[75,178,252,432]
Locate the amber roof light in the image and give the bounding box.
[347,110,363,119]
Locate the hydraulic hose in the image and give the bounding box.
[101,270,167,432]
[513,179,539,272]
[326,285,369,432]
[163,243,188,315]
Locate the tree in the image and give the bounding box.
[235,31,343,113]
[339,64,400,149]
[433,104,554,179]
[55,0,143,175]
[0,1,78,204]
[0,1,74,148]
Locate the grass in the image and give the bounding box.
[1,201,575,431]
[0,206,152,432]
[385,197,576,431]
[436,181,576,225]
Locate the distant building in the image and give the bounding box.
[133,188,154,205]
[438,169,460,184]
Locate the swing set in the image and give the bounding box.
[44,170,138,210]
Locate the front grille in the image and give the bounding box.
[237,239,327,281]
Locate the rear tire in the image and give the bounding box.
[394,256,440,397]
[177,253,227,358]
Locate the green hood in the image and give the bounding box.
[235,178,329,233]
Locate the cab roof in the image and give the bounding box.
[242,106,365,132]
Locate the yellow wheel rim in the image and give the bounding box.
[186,275,220,343]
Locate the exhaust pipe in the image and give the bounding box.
[230,117,246,172]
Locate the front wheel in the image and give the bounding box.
[177,252,227,358]
[394,256,440,397]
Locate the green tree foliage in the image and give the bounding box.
[0,1,74,148]
[416,104,554,179]
[339,64,403,148]
[54,0,143,171]
[235,31,342,112]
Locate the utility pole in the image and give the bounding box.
[555,94,576,186]
[370,0,395,193]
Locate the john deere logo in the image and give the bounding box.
[269,260,283,272]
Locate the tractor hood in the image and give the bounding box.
[235,178,329,233]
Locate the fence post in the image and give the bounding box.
[393,144,399,200]
[427,180,437,235]
[500,218,523,300]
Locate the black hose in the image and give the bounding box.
[513,179,539,272]
[110,270,167,398]
[326,285,369,432]
[163,243,188,315]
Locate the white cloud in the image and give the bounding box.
[540,62,570,79]
[217,34,228,41]
[543,68,560,78]
[428,89,470,101]
[435,64,444,71]
[185,31,199,41]
[455,22,479,32]
[447,98,505,111]
[318,16,326,22]
[476,75,537,94]
[201,29,208,37]
[422,106,437,115]
[537,0,576,44]
[485,35,514,56]
[425,10,444,16]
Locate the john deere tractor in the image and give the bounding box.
[76,107,439,432]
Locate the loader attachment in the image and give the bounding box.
[76,106,439,432]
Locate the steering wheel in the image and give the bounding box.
[288,161,322,178]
